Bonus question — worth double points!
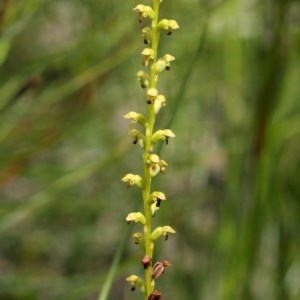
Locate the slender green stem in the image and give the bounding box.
[125,1,177,298]
[150,0,160,89]
[142,1,161,298]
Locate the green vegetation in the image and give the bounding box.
[0,1,300,300]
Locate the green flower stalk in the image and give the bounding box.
[123,1,178,299]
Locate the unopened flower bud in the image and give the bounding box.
[141,255,152,269]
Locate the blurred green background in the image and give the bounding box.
[0,0,300,299]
